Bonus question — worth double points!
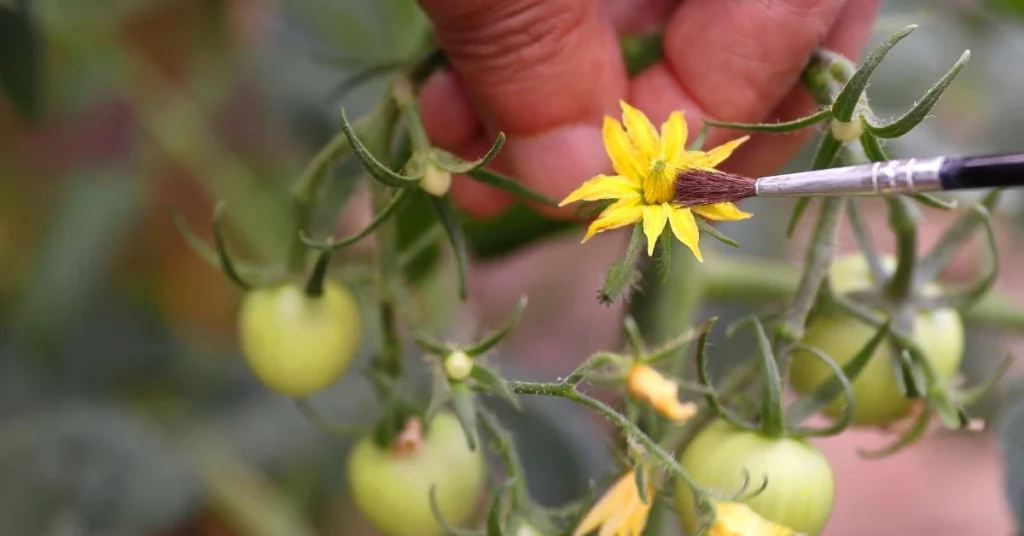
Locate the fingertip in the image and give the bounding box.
[419,69,480,151]
[450,173,516,220]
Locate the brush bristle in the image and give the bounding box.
[674,168,757,207]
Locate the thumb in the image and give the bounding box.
[418,0,627,212]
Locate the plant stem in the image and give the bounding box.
[883,197,919,301]
[500,381,708,497]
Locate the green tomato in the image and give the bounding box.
[790,254,965,426]
[675,420,835,535]
[238,281,361,397]
[347,412,486,536]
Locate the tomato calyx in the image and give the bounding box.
[695,316,861,441]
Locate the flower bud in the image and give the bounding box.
[444,350,474,381]
[421,164,452,197]
[830,117,864,142]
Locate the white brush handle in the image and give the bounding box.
[754,157,946,197]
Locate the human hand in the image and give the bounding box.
[416,0,882,219]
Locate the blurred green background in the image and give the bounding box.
[3,1,1024,535]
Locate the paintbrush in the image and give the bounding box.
[673,152,1024,207]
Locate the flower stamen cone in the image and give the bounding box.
[708,501,801,536]
[626,364,697,422]
[573,468,654,536]
[560,101,753,261]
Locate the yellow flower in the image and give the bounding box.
[626,364,697,422]
[574,469,653,536]
[560,101,752,261]
[708,501,800,536]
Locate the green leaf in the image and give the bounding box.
[695,318,758,432]
[429,195,470,301]
[397,189,443,282]
[429,486,483,536]
[788,322,890,426]
[832,25,918,122]
[169,206,269,280]
[485,480,511,536]
[918,200,1000,311]
[450,382,479,451]
[0,2,41,122]
[918,189,1003,283]
[620,31,664,76]
[857,405,931,459]
[911,193,958,210]
[212,202,254,291]
[858,131,890,163]
[866,50,970,139]
[598,225,644,305]
[694,217,739,248]
[845,201,887,284]
[703,108,832,133]
[470,364,522,411]
[657,226,672,283]
[432,133,505,174]
[785,198,812,238]
[465,296,528,357]
[340,106,422,187]
[425,364,451,424]
[748,317,785,437]
[465,167,558,206]
[412,331,453,356]
[300,186,411,250]
[959,354,1013,406]
[687,124,711,152]
[634,466,650,505]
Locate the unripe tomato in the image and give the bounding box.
[676,420,835,536]
[347,412,486,536]
[790,254,965,426]
[238,281,360,396]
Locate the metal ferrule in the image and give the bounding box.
[754,156,946,198]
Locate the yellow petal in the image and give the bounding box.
[620,101,660,163]
[573,473,633,536]
[641,204,669,256]
[583,201,642,242]
[661,111,688,165]
[628,496,654,535]
[560,174,641,206]
[692,136,750,168]
[667,206,702,262]
[603,117,646,180]
[692,202,753,221]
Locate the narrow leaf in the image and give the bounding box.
[703,108,832,133]
[918,202,999,311]
[832,25,918,121]
[465,167,557,205]
[429,486,483,536]
[811,131,843,170]
[867,50,971,139]
[212,202,253,291]
[748,318,785,437]
[788,321,891,427]
[785,198,812,238]
[959,353,1014,405]
[918,188,1002,283]
[433,133,505,174]
[425,364,451,423]
[846,201,887,284]
[465,296,528,357]
[858,131,890,163]
[658,227,672,283]
[429,195,470,301]
[450,382,479,450]
[598,225,644,305]
[858,405,932,459]
[634,468,650,505]
[340,106,421,187]
[695,217,739,247]
[470,364,522,411]
[695,318,758,432]
[911,193,958,210]
[301,186,412,250]
[485,481,511,536]
[687,124,711,152]
[412,331,453,355]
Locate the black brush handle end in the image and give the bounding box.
[939,152,1024,191]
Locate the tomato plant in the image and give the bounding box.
[347,412,486,536]
[790,254,965,426]
[675,420,835,536]
[237,280,361,397]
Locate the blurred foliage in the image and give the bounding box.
[1,0,1024,534]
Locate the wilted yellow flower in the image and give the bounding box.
[573,469,653,536]
[708,501,799,536]
[559,101,752,261]
[626,364,697,422]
